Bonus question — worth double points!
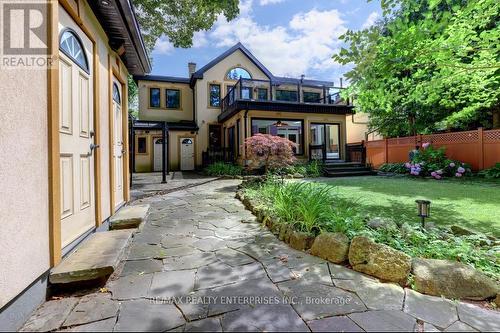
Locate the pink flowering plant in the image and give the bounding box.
[245,134,296,173]
[406,143,471,179]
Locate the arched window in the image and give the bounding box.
[226,67,252,80]
[59,29,89,72]
[113,83,121,103]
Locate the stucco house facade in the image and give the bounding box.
[0,0,150,329]
[133,43,372,173]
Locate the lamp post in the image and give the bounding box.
[415,200,431,229]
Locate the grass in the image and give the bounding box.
[242,177,500,279]
[317,176,500,237]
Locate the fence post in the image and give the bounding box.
[478,127,484,170]
[384,138,388,164]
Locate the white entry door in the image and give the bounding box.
[153,138,167,172]
[180,138,195,171]
[59,8,95,248]
[112,81,124,208]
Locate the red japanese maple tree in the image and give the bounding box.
[245,134,296,173]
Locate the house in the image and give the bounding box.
[0,0,150,330]
[132,43,372,172]
[132,43,374,172]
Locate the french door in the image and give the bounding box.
[310,123,341,160]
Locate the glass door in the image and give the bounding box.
[309,123,341,160]
[325,124,340,159]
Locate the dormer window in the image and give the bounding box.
[226,67,252,80]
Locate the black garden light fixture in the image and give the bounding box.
[416,200,431,229]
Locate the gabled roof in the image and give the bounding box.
[189,42,274,87]
[134,75,190,84]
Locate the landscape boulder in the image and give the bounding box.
[412,258,499,300]
[367,217,398,230]
[288,231,315,251]
[310,232,349,264]
[450,225,477,236]
[348,236,411,284]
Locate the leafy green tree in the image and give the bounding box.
[132,0,240,51]
[334,0,500,137]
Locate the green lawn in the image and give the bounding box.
[319,176,500,237]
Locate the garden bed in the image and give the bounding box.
[236,177,499,303]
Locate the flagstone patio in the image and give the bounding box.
[21,178,500,332]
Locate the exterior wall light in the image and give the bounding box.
[416,200,431,229]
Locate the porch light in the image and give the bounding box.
[274,120,289,127]
[415,200,431,229]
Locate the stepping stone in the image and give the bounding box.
[63,293,118,327]
[184,318,222,332]
[119,259,163,276]
[20,297,79,332]
[50,230,133,284]
[277,280,367,321]
[61,317,116,332]
[404,289,458,329]
[456,302,500,332]
[107,274,153,300]
[444,321,478,332]
[221,304,309,332]
[215,248,255,266]
[195,262,266,290]
[109,204,150,230]
[307,316,363,332]
[114,299,184,332]
[148,270,196,299]
[348,310,417,332]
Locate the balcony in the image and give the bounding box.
[219,78,353,122]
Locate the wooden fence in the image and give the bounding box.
[365,128,500,170]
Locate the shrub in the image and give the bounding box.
[204,162,243,176]
[478,163,500,179]
[245,134,296,173]
[268,160,324,177]
[379,163,407,174]
[405,143,472,179]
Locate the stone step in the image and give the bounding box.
[49,230,133,285]
[109,204,150,230]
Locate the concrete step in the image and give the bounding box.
[49,230,133,285]
[109,204,150,230]
[324,170,376,177]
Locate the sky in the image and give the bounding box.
[150,0,382,84]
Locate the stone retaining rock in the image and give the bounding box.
[412,258,499,300]
[348,236,411,285]
[367,217,398,230]
[310,232,349,264]
[450,225,477,236]
[288,231,315,251]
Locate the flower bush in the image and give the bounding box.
[245,134,296,173]
[405,143,471,179]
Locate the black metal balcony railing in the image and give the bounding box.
[221,78,348,113]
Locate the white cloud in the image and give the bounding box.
[208,6,347,78]
[362,11,380,29]
[259,0,285,5]
[152,35,174,55]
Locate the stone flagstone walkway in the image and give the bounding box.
[22,179,500,332]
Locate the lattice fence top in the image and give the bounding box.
[366,140,385,147]
[424,130,479,144]
[484,129,500,143]
[388,137,417,146]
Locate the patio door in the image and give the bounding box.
[112,81,124,208]
[58,10,95,248]
[310,123,341,160]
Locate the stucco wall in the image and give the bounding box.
[195,49,270,167]
[138,81,193,122]
[0,66,49,308]
[346,113,381,143]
